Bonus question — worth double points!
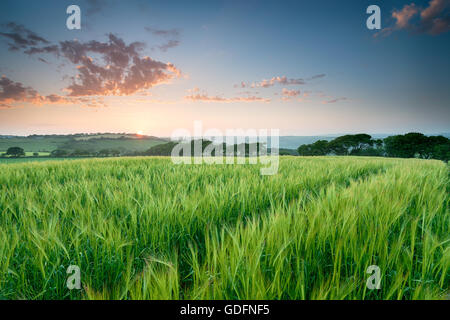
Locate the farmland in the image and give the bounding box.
[0,134,167,154]
[0,156,448,300]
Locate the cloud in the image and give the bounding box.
[58,34,181,96]
[252,76,305,88]
[237,74,326,88]
[393,4,419,29]
[0,76,39,106]
[282,88,301,97]
[0,75,105,108]
[419,0,450,34]
[0,24,183,108]
[233,81,247,88]
[378,0,450,36]
[145,27,180,38]
[307,74,326,80]
[1,25,182,96]
[0,103,12,109]
[185,91,270,103]
[322,97,348,104]
[145,26,181,51]
[23,45,60,56]
[0,22,49,51]
[158,40,180,52]
[281,88,301,101]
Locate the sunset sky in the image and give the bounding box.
[0,0,449,136]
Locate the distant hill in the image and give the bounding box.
[0,133,168,153]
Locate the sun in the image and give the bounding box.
[137,130,144,135]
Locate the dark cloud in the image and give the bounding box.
[419,0,450,34]
[0,22,49,51]
[145,27,180,38]
[323,97,348,104]
[24,45,60,56]
[308,74,326,80]
[145,26,181,51]
[158,40,180,52]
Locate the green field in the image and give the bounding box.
[0,157,448,300]
[0,134,167,153]
[0,157,79,164]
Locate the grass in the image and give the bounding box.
[0,156,448,300]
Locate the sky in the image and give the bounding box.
[0,0,449,136]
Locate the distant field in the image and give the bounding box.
[0,151,50,157]
[0,157,448,300]
[0,157,79,164]
[0,136,70,152]
[0,134,167,153]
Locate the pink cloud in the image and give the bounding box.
[379,0,450,36]
[0,76,106,108]
[282,88,301,97]
[393,4,419,29]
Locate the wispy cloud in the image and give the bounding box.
[157,39,180,52]
[145,27,180,38]
[235,74,326,89]
[145,26,181,51]
[322,97,348,104]
[185,90,270,103]
[307,74,326,80]
[281,88,301,101]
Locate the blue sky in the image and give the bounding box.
[0,0,449,136]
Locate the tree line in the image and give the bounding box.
[297,133,449,161]
[3,133,449,162]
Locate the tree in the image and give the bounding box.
[297,140,329,156]
[427,136,450,161]
[51,149,68,157]
[328,134,373,155]
[385,133,432,159]
[431,143,450,162]
[144,142,179,156]
[6,147,25,157]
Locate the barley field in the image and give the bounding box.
[0,156,448,300]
